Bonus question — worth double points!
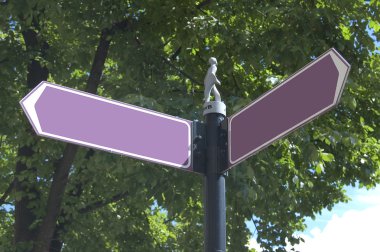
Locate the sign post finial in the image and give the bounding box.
[203,57,226,116]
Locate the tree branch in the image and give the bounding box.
[33,27,112,252]
[0,180,14,206]
[109,19,130,34]
[251,217,258,237]
[77,170,142,214]
[196,0,213,9]
[134,32,201,87]
[170,46,182,61]
[164,213,179,224]
[48,149,94,251]
[231,71,242,91]
[33,144,78,252]
[161,57,202,86]
[48,169,142,251]
[78,191,129,214]
[0,58,8,64]
[85,19,129,93]
[22,27,49,89]
[85,30,112,94]
[67,149,95,198]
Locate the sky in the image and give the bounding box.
[248,185,380,252]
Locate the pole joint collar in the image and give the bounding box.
[203,101,226,116]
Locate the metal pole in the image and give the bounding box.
[204,103,226,252]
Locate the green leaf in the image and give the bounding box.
[321,152,335,162]
[316,162,324,175]
[369,20,380,32]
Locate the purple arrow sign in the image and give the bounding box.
[20,82,193,170]
[228,48,350,169]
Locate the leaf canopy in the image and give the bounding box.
[0,0,379,251]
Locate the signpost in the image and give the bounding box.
[20,48,350,252]
[228,48,350,170]
[20,82,193,170]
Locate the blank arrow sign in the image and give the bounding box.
[21,82,193,170]
[228,48,350,169]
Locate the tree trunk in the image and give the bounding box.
[14,27,49,250]
[14,146,38,249]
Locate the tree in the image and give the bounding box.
[0,0,379,251]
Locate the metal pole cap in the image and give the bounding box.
[203,101,226,116]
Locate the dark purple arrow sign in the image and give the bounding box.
[228,48,350,169]
[20,82,193,170]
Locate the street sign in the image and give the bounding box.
[19,51,351,252]
[20,81,193,170]
[228,48,350,169]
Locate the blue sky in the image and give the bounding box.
[292,185,380,252]
[248,185,380,251]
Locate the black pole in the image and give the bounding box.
[204,111,226,252]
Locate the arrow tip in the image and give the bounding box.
[328,48,351,104]
[20,81,49,134]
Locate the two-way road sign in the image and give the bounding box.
[20,48,350,174]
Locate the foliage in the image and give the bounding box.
[0,0,379,251]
